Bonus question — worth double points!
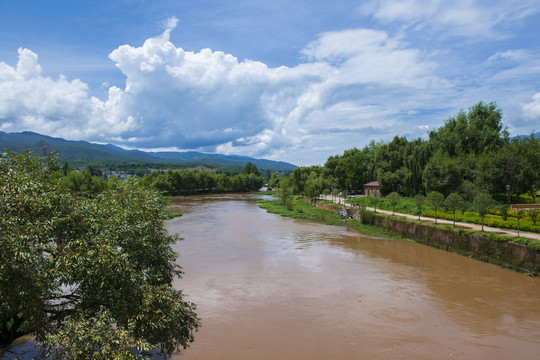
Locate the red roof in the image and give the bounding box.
[363,181,379,187]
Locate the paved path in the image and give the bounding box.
[320,195,540,242]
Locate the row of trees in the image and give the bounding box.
[60,162,266,197]
[148,167,264,196]
[0,151,200,358]
[287,102,539,202]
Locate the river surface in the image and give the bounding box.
[167,194,540,360]
[2,194,539,359]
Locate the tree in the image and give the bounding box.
[428,102,506,156]
[342,190,349,204]
[278,176,291,205]
[322,188,330,200]
[516,210,525,237]
[215,173,232,192]
[0,151,199,358]
[268,173,280,189]
[427,191,444,224]
[528,209,539,226]
[444,193,465,226]
[474,193,493,231]
[304,173,329,203]
[414,193,426,220]
[387,192,401,215]
[422,152,463,196]
[370,192,381,213]
[241,162,261,176]
[518,134,540,203]
[331,188,340,204]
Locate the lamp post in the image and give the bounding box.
[506,184,510,207]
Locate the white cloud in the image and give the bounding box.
[363,0,539,39]
[522,92,540,121]
[0,23,451,165]
[3,14,538,165]
[0,48,143,140]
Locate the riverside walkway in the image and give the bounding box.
[320,195,540,242]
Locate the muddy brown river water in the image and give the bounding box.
[2,193,539,359]
[167,194,540,360]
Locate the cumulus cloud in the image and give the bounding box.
[0,48,139,140]
[0,22,458,164]
[105,22,445,159]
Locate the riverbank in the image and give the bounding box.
[258,197,540,276]
[257,198,408,242]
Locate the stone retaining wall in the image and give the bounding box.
[313,201,540,276]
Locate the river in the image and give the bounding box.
[167,194,540,360]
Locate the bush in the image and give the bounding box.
[358,208,377,225]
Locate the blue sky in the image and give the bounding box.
[1,0,540,165]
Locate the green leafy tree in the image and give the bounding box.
[215,173,233,192]
[304,172,330,203]
[331,188,340,204]
[474,193,493,231]
[322,188,330,200]
[241,161,261,176]
[370,192,381,213]
[427,191,444,224]
[279,176,291,205]
[444,193,465,226]
[422,152,463,196]
[518,134,540,203]
[528,209,539,226]
[342,190,349,204]
[428,102,506,156]
[516,210,525,237]
[268,173,280,189]
[0,151,199,358]
[497,204,509,221]
[62,168,108,196]
[387,192,401,215]
[414,193,426,220]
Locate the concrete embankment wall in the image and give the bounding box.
[313,201,540,276]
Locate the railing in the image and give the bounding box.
[510,204,540,210]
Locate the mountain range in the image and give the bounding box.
[0,131,296,171]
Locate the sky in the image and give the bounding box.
[1,0,540,166]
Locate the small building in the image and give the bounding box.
[363,181,381,197]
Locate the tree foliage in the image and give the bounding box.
[319,102,522,200]
[148,167,264,196]
[474,193,493,231]
[444,192,465,226]
[414,193,426,220]
[0,151,199,358]
[387,192,401,215]
[427,191,445,224]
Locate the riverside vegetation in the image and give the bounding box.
[258,196,540,275]
[0,151,200,359]
[268,102,539,208]
[266,102,539,236]
[261,102,539,274]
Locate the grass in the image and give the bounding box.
[164,211,182,219]
[262,196,540,251]
[258,197,408,241]
[161,195,183,219]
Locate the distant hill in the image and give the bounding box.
[0,131,160,162]
[0,131,296,171]
[514,131,540,140]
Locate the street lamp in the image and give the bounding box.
[506,184,510,207]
